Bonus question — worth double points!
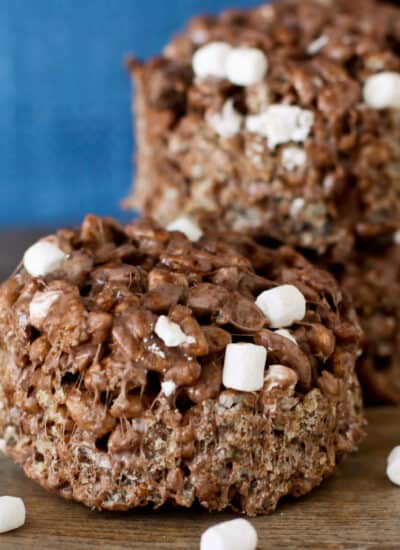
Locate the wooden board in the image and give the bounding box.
[1,232,400,549]
[0,408,399,549]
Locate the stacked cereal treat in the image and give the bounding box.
[0,216,365,514]
[333,241,400,403]
[125,0,400,403]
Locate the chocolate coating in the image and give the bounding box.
[335,242,400,404]
[126,0,400,260]
[0,215,365,515]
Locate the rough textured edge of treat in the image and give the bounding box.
[0,350,365,515]
[0,216,366,515]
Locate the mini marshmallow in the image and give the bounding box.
[223,343,267,392]
[225,47,268,86]
[256,284,306,328]
[289,198,305,217]
[206,99,243,138]
[166,216,203,242]
[246,105,314,149]
[200,518,258,550]
[161,380,177,397]
[282,146,307,171]
[3,426,17,445]
[274,329,297,345]
[192,41,233,79]
[307,35,328,55]
[23,241,67,278]
[387,446,400,486]
[264,364,298,392]
[363,72,400,109]
[0,439,5,453]
[388,446,400,466]
[0,496,26,534]
[155,316,194,347]
[29,290,62,328]
[394,230,400,245]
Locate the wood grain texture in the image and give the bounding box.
[0,233,399,549]
[0,408,399,549]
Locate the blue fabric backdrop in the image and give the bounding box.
[0,0,262,228]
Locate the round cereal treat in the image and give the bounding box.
[0,215,365,515]
[175,214,400,404]
[125,0,400,260]
[336,241,400,404]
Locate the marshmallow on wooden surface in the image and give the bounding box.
[363,72,400,109]
[264,364,298,392]
[223,343,267,392]
[192,41,233,79]
[166,216,203,242]
[387,446,400,486]
[388,446,400,465]
[225,47,268,86]
[256,284,306,328]
[0,496,26,534]
[155,316,195,347]
[23,241,67,278]
[274,329,297,345]
[200,518,258,550]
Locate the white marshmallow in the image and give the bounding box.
[161,380,177,397]
[0,439,5,453]
[246,105,314,149]
[192,41,233,79]
[155,316,195,347]
[274,329,297,345]
[388,446,400,466]
[363,72,400,109]
[264,364,298,391]
[223,343,267,392]
[282,146,307,171]
[393,230,400,245]
[206,99,243,138]
[225,47,268,86]
[307,35,328,55]
[29,290,62,328]
[0,496,26,534]
[200,518,258,550]
[256,284,306,328]
[98,455,111,470]
[166,216,203,242]
[23,241,67,278]
[387,446,400,486]
[289,198,305,217]
[3,426,17,445]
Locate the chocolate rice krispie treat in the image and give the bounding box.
[0,215,365,515]
[335,240,400,404]
[169,216,400,404]
[126,0,400,260]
